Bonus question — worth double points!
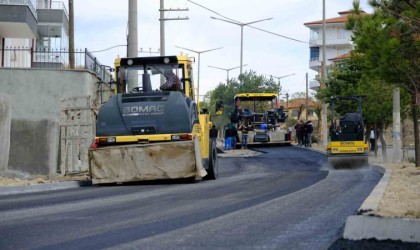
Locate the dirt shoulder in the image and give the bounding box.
[0,170,90,186]
[371,159,420,219]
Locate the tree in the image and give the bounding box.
[347,0,420,165]
[296,104,304,120]
[317,55,362,114]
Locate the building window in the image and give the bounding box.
[292,110,299,117]
[307,109,314,117]
[338,28,351,39]
[310,47,319,61]
[310,28,319,40]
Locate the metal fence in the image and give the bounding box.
[0,47,112,83]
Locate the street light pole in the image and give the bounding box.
[266,73,295,97]
[240,26,244,77]
[208,64,248,85]
[267,73,295,85]
[175,45,222,103]
[210,16,273,83]
[266,73,294,111]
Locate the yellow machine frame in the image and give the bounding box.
[326,96,369,168]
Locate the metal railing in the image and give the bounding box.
[0,47,112,83]
[36,1,69,19]
[0,0,37,18]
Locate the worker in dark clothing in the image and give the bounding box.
[224,126,232,150]
[295,120,303,146]
[239,120,249,149]
[231,125,238,150]
[370,127,376,151]
[304,121,313,147]
[210,125,218,143]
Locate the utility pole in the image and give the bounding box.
[305,72,309,121]
[393,88,402,162]
[127,0,138,91]
[160,0,165,57]
[321,0,328,148]
[159,1,188,83]
[68,0,74,69]
[322,0,327,87]
[128,0,138,58]
[159,1,189,57]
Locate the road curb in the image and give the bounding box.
[343,165,420,243]
[357,165,390,213]
[0,180,92,196]
[343,215,420,243]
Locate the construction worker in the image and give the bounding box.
[239,120,249,149]
[210,125,218,142]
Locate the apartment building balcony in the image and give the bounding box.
[36,1,69,50]
[309,80,320,91]
[309,58,320,72]
[0,0,37,38]
[309,38,352,47]
[37,1,69,30]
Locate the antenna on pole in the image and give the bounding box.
[160,0,189,83]
[159,1,189,57]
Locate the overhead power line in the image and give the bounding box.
[186,0,308,44]
[186,0,237,22]
[90,45,127,53]
[248,25,308,44]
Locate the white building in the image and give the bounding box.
[304,10,363,91]
[0,0,69,68]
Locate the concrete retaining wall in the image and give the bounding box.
[0,68,112,176]
[0,94,11,172]
[1,68,106,120]
[8,119,59,176]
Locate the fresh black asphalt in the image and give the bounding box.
[0,146,385,249]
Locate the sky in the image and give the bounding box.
[73,0,373,101]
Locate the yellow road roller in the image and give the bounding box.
[327,96,369,169]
